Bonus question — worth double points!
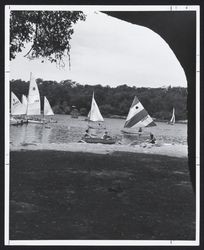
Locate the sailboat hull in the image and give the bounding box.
[81,137,116,144]
[10,119,28,126]
[121,129,151,142]
[28,119,45,124]
[121,129,141,135]
[10,120,23,126]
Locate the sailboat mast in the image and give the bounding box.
[43,96,45,122]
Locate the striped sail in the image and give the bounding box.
[89,92,104,122]
[44,96,54,116]
[27,73,41,116]
[11,92,25,115]
[124,96,156,128]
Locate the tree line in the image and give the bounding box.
[10,79,187,121]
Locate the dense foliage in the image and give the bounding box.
[10,11,86,67]
[10,79,187,120]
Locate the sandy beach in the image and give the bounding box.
[10,141,188,158]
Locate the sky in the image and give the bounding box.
[10,11,187,88]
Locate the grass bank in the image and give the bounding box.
[10,150,195,240]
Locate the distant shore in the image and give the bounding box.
[10,141,188,158]
[107,115,187,124]
[72,114,188,124]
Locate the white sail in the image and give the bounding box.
[27,73,41,115]
[169,107,175,124]
[44,96,54,116]
[124,96,156,128]
[87,110,91,120]
[21,95,27,114]
[22,95,28,107]
[89,92,104,122]
[11,92,25,115]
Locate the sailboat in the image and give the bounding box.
[82,92,116,144]
[26,73,55,124]
[168,107,175,125]
[43,96,57,123]
[88,92,105,129]
[10,92,27,125]
[11,92,26,116]
[121,95,156,134]
[26,73,44,124]
[44,96,54,116]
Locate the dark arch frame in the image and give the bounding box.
[104,11,196,191]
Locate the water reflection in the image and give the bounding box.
[41,126,52,143]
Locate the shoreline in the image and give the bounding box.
[10,142,188,158]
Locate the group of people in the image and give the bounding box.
[84,129,112,140]
[84,127,156,144]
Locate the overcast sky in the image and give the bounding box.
[10,11,187,88]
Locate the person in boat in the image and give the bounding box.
[102,131,112,140]
[149,133,156,144]
[138,127,142,136]
[84,129,92,138]
[49,117,57,123]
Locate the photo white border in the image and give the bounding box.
[5,4,200,246]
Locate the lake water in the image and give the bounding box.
[10,115,187,146]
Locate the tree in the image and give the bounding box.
[10,79,187,119]
[79,107,88,116]
[100,104,115,116]
[10,11,86,67]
